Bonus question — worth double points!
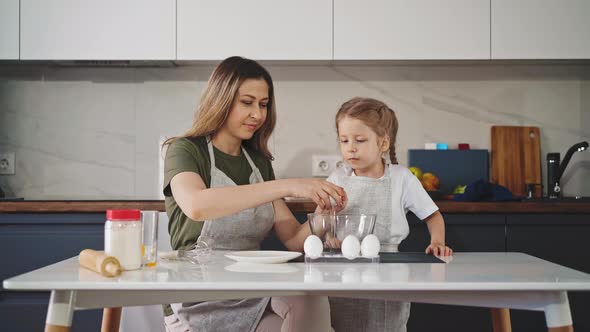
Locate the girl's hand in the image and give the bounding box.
[324,233,341,249]
[425,242,453,256]
[284,178,347,210]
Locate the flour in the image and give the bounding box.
[105,223,142,270]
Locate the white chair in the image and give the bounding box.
[120,212,172,332]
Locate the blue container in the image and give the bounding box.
[408,149,489,194]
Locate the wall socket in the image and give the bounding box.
[312,154,344,177]
[0,152,15,175]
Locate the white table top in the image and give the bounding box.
[4,252,590,292]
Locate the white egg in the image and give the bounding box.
[361,234,381,258]
[304,235,323,258]
[341,235,361,259]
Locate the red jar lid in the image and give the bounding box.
[106,209,141,221]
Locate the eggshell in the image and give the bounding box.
[341,235,361,259]
[360,234,381,258]
[304,235,323,258]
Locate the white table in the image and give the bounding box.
[4,252,590,332]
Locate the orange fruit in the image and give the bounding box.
[422,173,440,190]
[421,180,436,191]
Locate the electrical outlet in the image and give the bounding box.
[0,152,15,175]
[312,154,344,177]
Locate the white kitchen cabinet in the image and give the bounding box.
[20,0,175,60]
[0,0,19,59]
[492,0,590,59]
[334,0,490,60]
[177,0,332,60]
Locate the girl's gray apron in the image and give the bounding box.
[330,165,411,332]
[171,138,274,332]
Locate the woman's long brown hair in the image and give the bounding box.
[163,56,276,160]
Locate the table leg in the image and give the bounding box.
[545,291,573,332]
[45,290,75,332]
[490,307,511,332]
[101,307,122,332]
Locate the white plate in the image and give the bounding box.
[225,263,299,273]
[224,251,302,264]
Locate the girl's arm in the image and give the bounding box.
[273,199,312,252]
[424,211,453,256]
[170,172,346,221]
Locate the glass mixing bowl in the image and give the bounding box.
[307,213,376,245]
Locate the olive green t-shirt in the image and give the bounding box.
[163,136,275,251]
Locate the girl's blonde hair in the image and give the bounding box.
[335,97,399,164]
[163,56,276,160]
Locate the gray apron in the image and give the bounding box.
[171,138,275,332]
[330,165,411,332]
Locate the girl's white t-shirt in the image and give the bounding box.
[328,164,438,221]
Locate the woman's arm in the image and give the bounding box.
[424,211,453,256]
[170,172,346,221]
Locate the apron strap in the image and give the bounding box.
[206,136,264,183]
[241,147,263,183]
[206,136,217,170]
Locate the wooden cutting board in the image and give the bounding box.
[491,126,542,197]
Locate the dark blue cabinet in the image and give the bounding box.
[400,213,505,332]
[0,213,105,332]
[506,214,590,332]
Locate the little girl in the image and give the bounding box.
[326,97,452,332]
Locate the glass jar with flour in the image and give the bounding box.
[105,209,142,270]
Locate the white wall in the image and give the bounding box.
[0,63,589,199]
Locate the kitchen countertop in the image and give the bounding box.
[1,199,589,214]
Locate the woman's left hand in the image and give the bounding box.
[425,243,453,256]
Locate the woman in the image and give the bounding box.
[162,56,346,332]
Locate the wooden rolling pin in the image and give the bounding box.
[79,249,122,277]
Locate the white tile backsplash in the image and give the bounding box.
[0,63,588,199]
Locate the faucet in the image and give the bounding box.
[547,141,588,199]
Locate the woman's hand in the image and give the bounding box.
[283,178,347,210]
[425,242,453,256]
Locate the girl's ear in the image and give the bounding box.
[380,135,390,152]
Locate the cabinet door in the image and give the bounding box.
[492,0,590,59]
[0,0,19,59]
[20,0,176,60]
[334,0,490,60]
[177,0,332,60]
[0,213,105,332]
[401,213,505,332]
[506,214,590,331]
[400,213,506,252]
